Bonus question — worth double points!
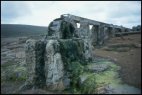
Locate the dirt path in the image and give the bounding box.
[94,34,141,89]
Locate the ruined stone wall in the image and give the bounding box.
[24,14,134,91]
[61,14,116,46]
[46,17,93,61]
[61,14,134,46]
[24,15,96,90]
[25,38,87,90]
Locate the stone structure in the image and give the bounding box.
[46,14,133,46]
[132,25,141,32]
[24,14,133,91]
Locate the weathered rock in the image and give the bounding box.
[83,39,92,61]
[62,77,70,88]
[59,39,86,65]
[25,39,46,88]
[132,25,141,32]
[25,39,36,86]
[47,19,76,39]
[34,40,46,88]
[44,39,86,90]
[25,38,87,91]
[45,40,65,90]
[60,20,76,39]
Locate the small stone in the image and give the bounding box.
[63,77,70,88]
[87,63,109,72]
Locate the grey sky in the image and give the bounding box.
[1,1,141,28]
[1,1,31,23]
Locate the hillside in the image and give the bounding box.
[1,24,48,38]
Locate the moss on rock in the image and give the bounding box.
[68,62,84,88]
[58,39,86,66]
[60,20,75,39]
[81,74,96,94]
[79,59,121,94]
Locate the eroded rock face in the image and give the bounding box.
[45,40,64,90]
[47,20,76,39]
[34,40,46,88]
[25,38,86,90]
[59,39,85,65]
[25,39,46,88]
[25,39,37,85]
[44,39,86,90]
[24,16,92,91]
[83,39,92,61]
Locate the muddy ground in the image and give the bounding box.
[94,33,141,89]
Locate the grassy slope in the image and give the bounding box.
[1,24,48,38]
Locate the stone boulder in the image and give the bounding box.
[25,39,46,88]
[45,40,64,90]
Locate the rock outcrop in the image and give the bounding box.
[25,38,86,90]
[45,40,64,90]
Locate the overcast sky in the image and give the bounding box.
[1,1,141,28]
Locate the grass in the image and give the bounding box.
[79,59,122,94]
[1,60,27,82]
